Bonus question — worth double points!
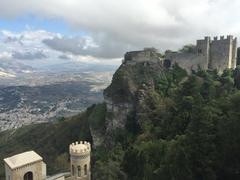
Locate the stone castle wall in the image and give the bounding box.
[196,36,210,69]
[232,38,237,69]
[165,35,237,72]
[209,36,237,71]
[165,51,208,72]
[123,48,162,65]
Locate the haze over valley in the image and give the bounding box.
[0,59,117,132]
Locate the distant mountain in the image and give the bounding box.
[39,61,119,73]
[0,57,119,82]
[0,59,34,76]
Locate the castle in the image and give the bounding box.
[165,35,237,72]
[123,47,162,65]
[123,35,238,73]
[3,141,91,180]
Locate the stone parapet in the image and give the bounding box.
[69,141,91,156]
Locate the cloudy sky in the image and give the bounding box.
[0,0,239,68]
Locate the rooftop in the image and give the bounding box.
[4,151,43,169]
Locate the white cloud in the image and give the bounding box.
[58,53,121,65]
[0,0,239,59]
[12,50,47,60]
[0,51,12,59]
[1,30,58,47]
[0,30,59,61]
[43,35,131,58]
[0,29,121,70]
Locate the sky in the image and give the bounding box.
[0,0,240,68]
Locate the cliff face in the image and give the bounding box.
[102,50,166,143]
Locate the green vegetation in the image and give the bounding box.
[179,44,196,53]
[2,62,240,180]
[88,103,106,132]
[94,65,240,180]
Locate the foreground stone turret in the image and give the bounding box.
[69,141,91,180]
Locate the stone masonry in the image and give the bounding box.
[165,35,237,72]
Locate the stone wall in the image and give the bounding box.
[232,38,237,69]
[165,51,207,72]
[5,161,46,180]
[70,142,91,180]
[196,37,210,69]
[165,35,238,73]
[124,48,162,64]
[210,36,232,71]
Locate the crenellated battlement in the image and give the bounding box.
[69,141,91,156]
[212,35,234,41]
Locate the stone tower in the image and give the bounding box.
[3,151,46,180]
[209,35,237,71]
[196,36,211,69]
[69,141,91,180]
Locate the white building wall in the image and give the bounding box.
[5,161,45,180]
[71,154,91,180]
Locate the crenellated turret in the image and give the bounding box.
[69,141,91,180]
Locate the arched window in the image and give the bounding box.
[84,164,87,175]
[23,171,33,180]
[72,165,75,176]
[77,166,81,177]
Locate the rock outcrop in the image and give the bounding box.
[101,49,167,146]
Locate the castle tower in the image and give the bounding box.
[196,36,211,69]
[209,35,237,72]
[3,151,46,180]
[231,36,237,69]
[69,141,91,180]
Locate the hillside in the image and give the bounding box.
[92,63,240,180]
[0,111,93,178]
[1,57,240,179]
[0,81,103,132]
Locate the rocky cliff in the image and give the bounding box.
[98,49,170,146]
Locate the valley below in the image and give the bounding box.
[0,70,114,132]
